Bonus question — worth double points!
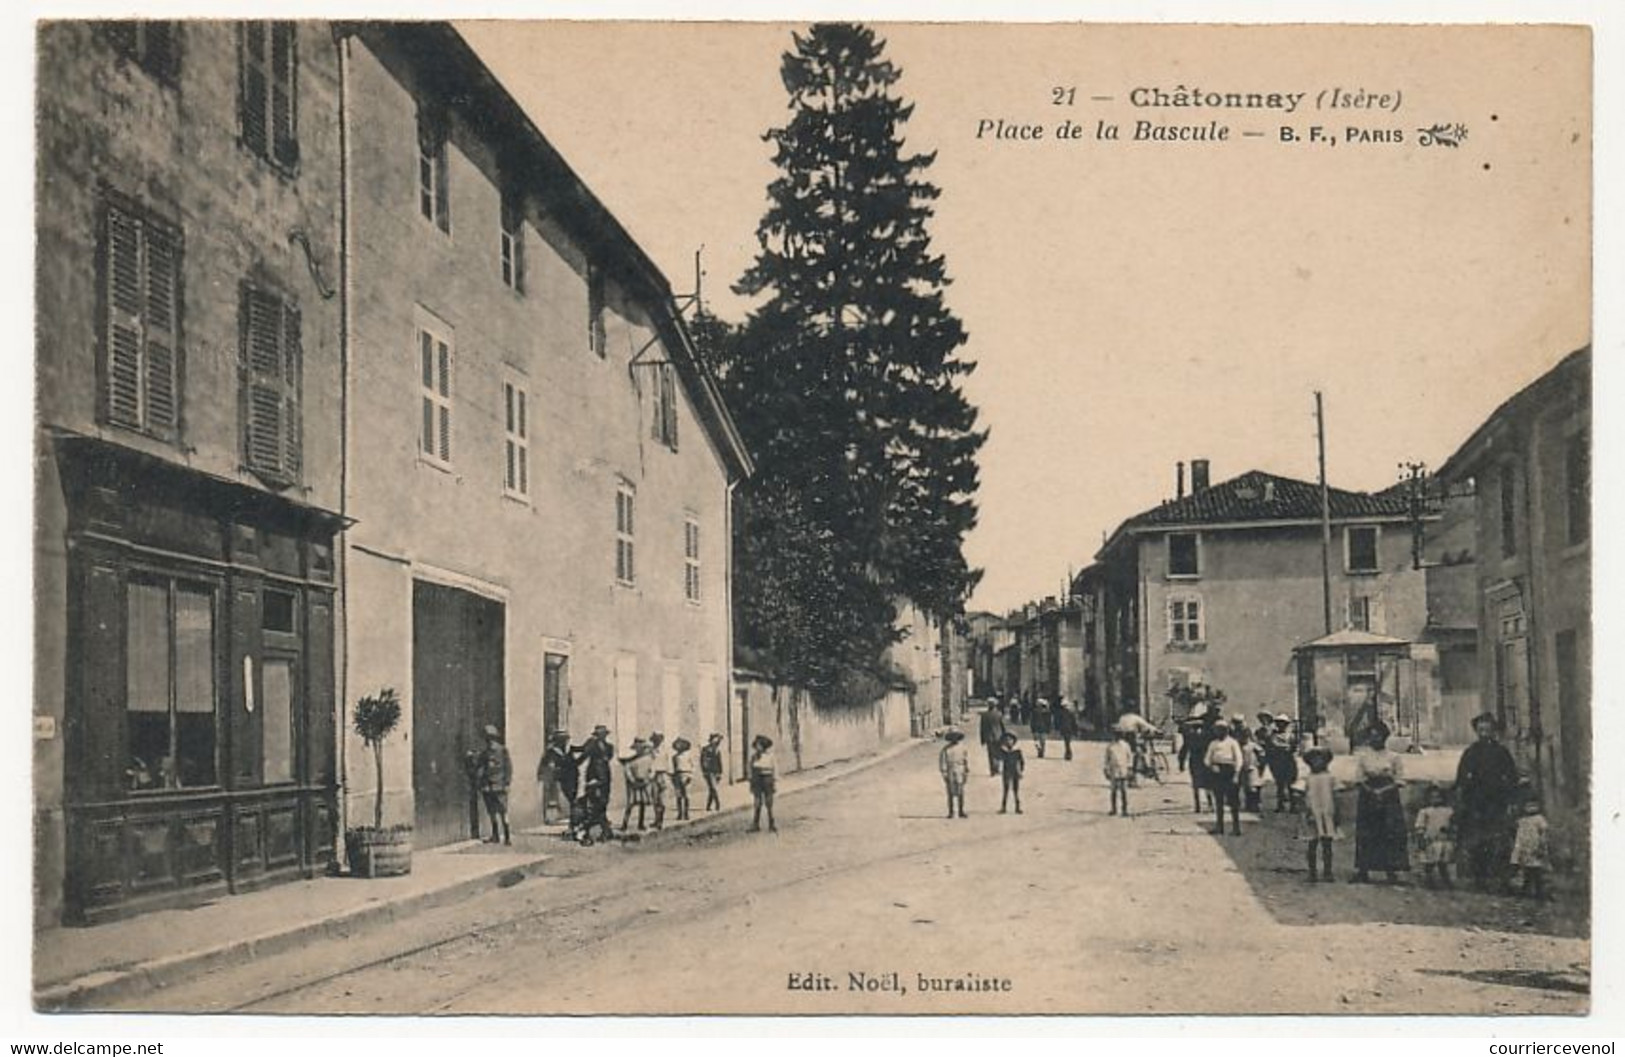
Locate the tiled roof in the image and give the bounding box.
[1118,470,1409,531]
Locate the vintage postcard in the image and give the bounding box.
[28,16,1592,1019]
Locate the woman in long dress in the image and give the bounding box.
[1352,721,1410,883]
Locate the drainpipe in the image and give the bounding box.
[333,27,353,857]
[724,476,737,784]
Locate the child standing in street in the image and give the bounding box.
[1238,727,1265,814]
[476,724,513,845]
[620,737,654,833]
[1104,728,1134,817]
[1301,746,1338,881]
[1203,722,1245,836]
[670,736,694,821]
[749,735,778,833]
[700,733,725,811]
[1511,798,1551,900]
[998,732,1025,815]
[939,729,971,819]
[1413,784,1457,889]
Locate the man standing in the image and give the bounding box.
[578,724,615,842]
[536,729,579,836]
[1031,697,1053,758]
[1455,712,1521,891]
[979,701,1007,776]
[1264,713,1300,813]
[1055,696,1078,761]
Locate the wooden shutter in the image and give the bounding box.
[282,302,302,477]
[241,284,298,484]
[663,365,679,449]
[270,23,298,168]
[104,204,144,427]
[143,221,179,434]
[433,147,450,233]
[239,23,269,158]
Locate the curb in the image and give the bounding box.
[34,852,554,1012]
[35,737,930,1011]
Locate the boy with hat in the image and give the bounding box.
[749,735,778,833]
[699,733,725,811]
[998,732,1026,814]
[939,728,971,819]
[475,724,513,845]
[620,737,655,832]
[1265,713,1300,813]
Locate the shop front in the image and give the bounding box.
[54,436,341,924]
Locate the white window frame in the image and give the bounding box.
[416,311,453,469]
[1344,524,1381,574]
[501,371,529,500]
[417,113,450,234]
[1167,592,1204,645]
[615,481,636,587]
[1166,531,1201,579]
[499,192,523,292]
[683,515,701,604]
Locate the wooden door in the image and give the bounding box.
[412,581,505,847]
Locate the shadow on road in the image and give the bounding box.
[1191,805,1589,940]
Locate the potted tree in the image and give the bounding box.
[345,687,413,877]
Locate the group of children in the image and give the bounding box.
[939,727,1028,816]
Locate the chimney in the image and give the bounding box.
[1176,461,1186,500]
[1191,459,1211,492]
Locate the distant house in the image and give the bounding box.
[1435,347,1589,846]
[1085,460,1438,740]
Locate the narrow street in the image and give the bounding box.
[133,738,1588,1017]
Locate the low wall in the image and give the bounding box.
[734,672,915,775]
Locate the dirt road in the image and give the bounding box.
[132,738,1588,1016]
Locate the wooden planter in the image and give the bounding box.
[345,826,413,878]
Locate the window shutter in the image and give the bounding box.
[240,24,269,158]
[433,149,450,233]
[144,22,177,79]
[281,301,302,477]
[270,24,298,168]
[105,204,144,427]
[143,221,179,434]
[242,285,290,482]
[664,366,679,449]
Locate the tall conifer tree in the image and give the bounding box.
[719,23,985,698]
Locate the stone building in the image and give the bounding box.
[36,21,346,924]
[1086,462,1434,733]
[336,25,751,846]
[1435,346,1590,860]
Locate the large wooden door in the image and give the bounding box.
[412,581,505,847]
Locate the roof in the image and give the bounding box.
[351,23,753,481]
[1436,346,1590,483]
[1294,629,1412,651]
[1098,469,1410,557]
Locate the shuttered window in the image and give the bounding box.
[502,376,529,498]
[418,324,453,466]
[652,363,679,450]
[239,22,298,170]
[615,484,636,586]
[104,21,180,82]
[588,265,607,356]
[238,284,302,486]
[418,109,450,233]
[500,193,523,291]
[100,196,181,439]
[684,517,701,603]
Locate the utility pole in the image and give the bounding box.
[1315,391,1333,635]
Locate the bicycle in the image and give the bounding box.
[1133,732,1171,785]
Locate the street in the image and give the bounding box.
[131,738,1588,1016]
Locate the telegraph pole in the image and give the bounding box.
[1315,391,1333,635]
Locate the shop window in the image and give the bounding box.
[125,579,217,792]
[262,657,295,785]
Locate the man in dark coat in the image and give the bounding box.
[1054,697,1078,760]
[1178,709,1217,813]
[576,725,615,841]
[1455,712,1521,891]
[979,702,1007,776]
[537,730,580,835]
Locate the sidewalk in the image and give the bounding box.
[34,736,927,1012]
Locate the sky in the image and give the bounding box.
[460,22,1592,616]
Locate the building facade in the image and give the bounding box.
[337,25,751,846]
[1436,347,1589,858]
[1088,466,1431,732]
[36,21,346,924]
